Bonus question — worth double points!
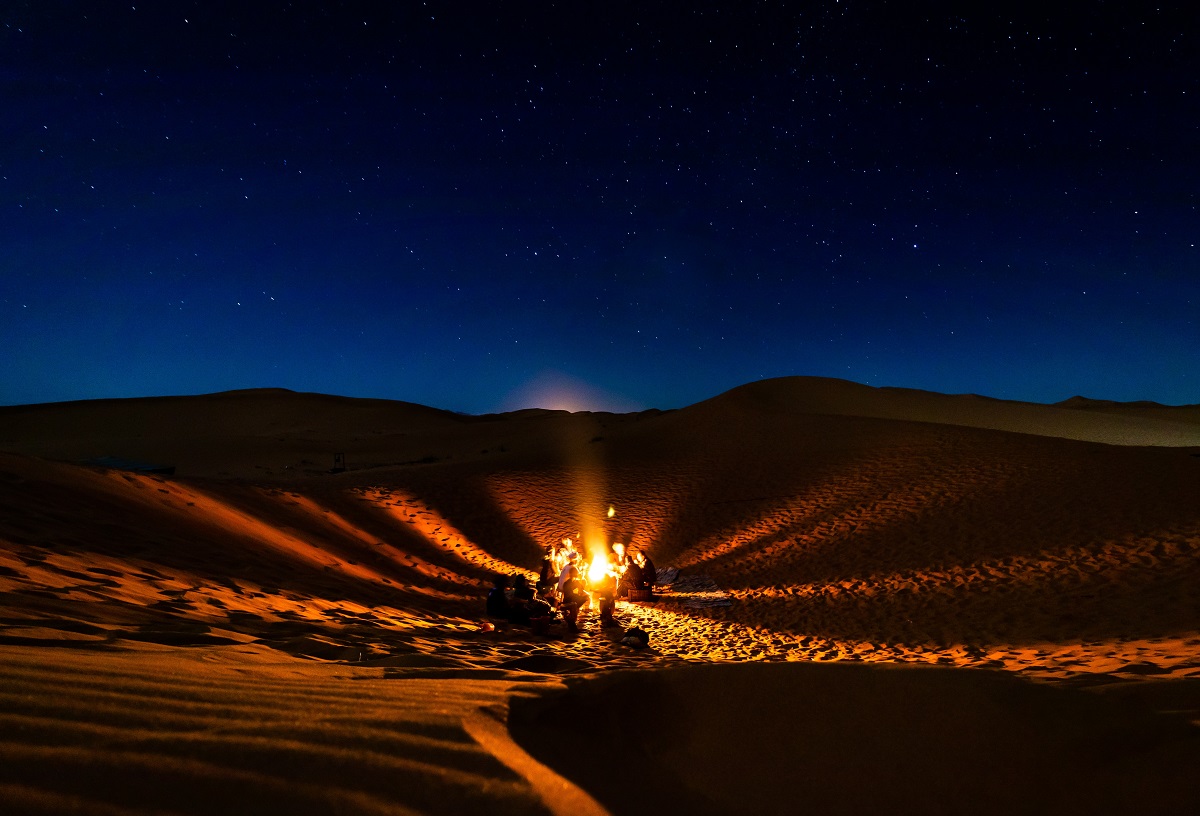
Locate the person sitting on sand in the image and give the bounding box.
[536,575,558,606]
[552,537,578,577]
[536,554,554,594]
[508,574,552,626]
[591,566,619,627]
[556,555,580,598]
[617,557,644,597]
[636,551,657,594]
[548,540,564,576]
[507,574,533,625]
[559,569,589,633]
[486,573,510,620]
[523,576,554,625]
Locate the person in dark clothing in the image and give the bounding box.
[559,570,589,633]
[511,574,534,601]
[507,574,533,624]
[509,573,554,626]
[636,551,657,595]
[617,558,644,597]
[515,573,554,630]
[535,555,554,594]
[486,573,510,620]
[592,569,619,627]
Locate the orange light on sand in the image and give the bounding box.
[607,505,615,519]
[366,488,527,580]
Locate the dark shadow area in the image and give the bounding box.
[497,653,597,674]
[109,628,244,647]
[510,662,1200,816]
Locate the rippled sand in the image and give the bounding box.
[2,377,1198,813]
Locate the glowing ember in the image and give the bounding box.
[607,505,615,519]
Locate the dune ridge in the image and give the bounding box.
[689,377,1200,446]
[3,377,1198,483]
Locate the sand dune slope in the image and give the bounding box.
[694,377,1200,446]
[0,645,579,816]
[2,378,1199,813]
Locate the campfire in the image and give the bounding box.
[587,550,617,585]
[547,506,637,598]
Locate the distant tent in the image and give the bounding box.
[86,456,176,476]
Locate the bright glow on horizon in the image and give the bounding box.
[499,371,641,413]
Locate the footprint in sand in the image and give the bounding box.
[85,567,123,577]
[151,599,196,612]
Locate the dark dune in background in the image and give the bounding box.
[2,376,1199,814]
[3,377,1199,478]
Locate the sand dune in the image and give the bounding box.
[2,377,1199,813]
[3,377,1197,481]
[690,376,1200,446]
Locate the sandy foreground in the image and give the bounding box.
[1,377,1199,813]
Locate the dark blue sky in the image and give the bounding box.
[3,2,1197,412]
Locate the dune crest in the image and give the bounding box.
[690,376,1200,446]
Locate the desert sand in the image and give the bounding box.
[2,376,1199,814]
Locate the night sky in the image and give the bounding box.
[3,2,1197,413]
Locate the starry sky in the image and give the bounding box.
[2,2,1197,413]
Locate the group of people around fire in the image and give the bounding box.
[486,536,657,636]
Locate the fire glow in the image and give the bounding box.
[588,550,616,584]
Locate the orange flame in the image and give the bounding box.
[587,551,612,584]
